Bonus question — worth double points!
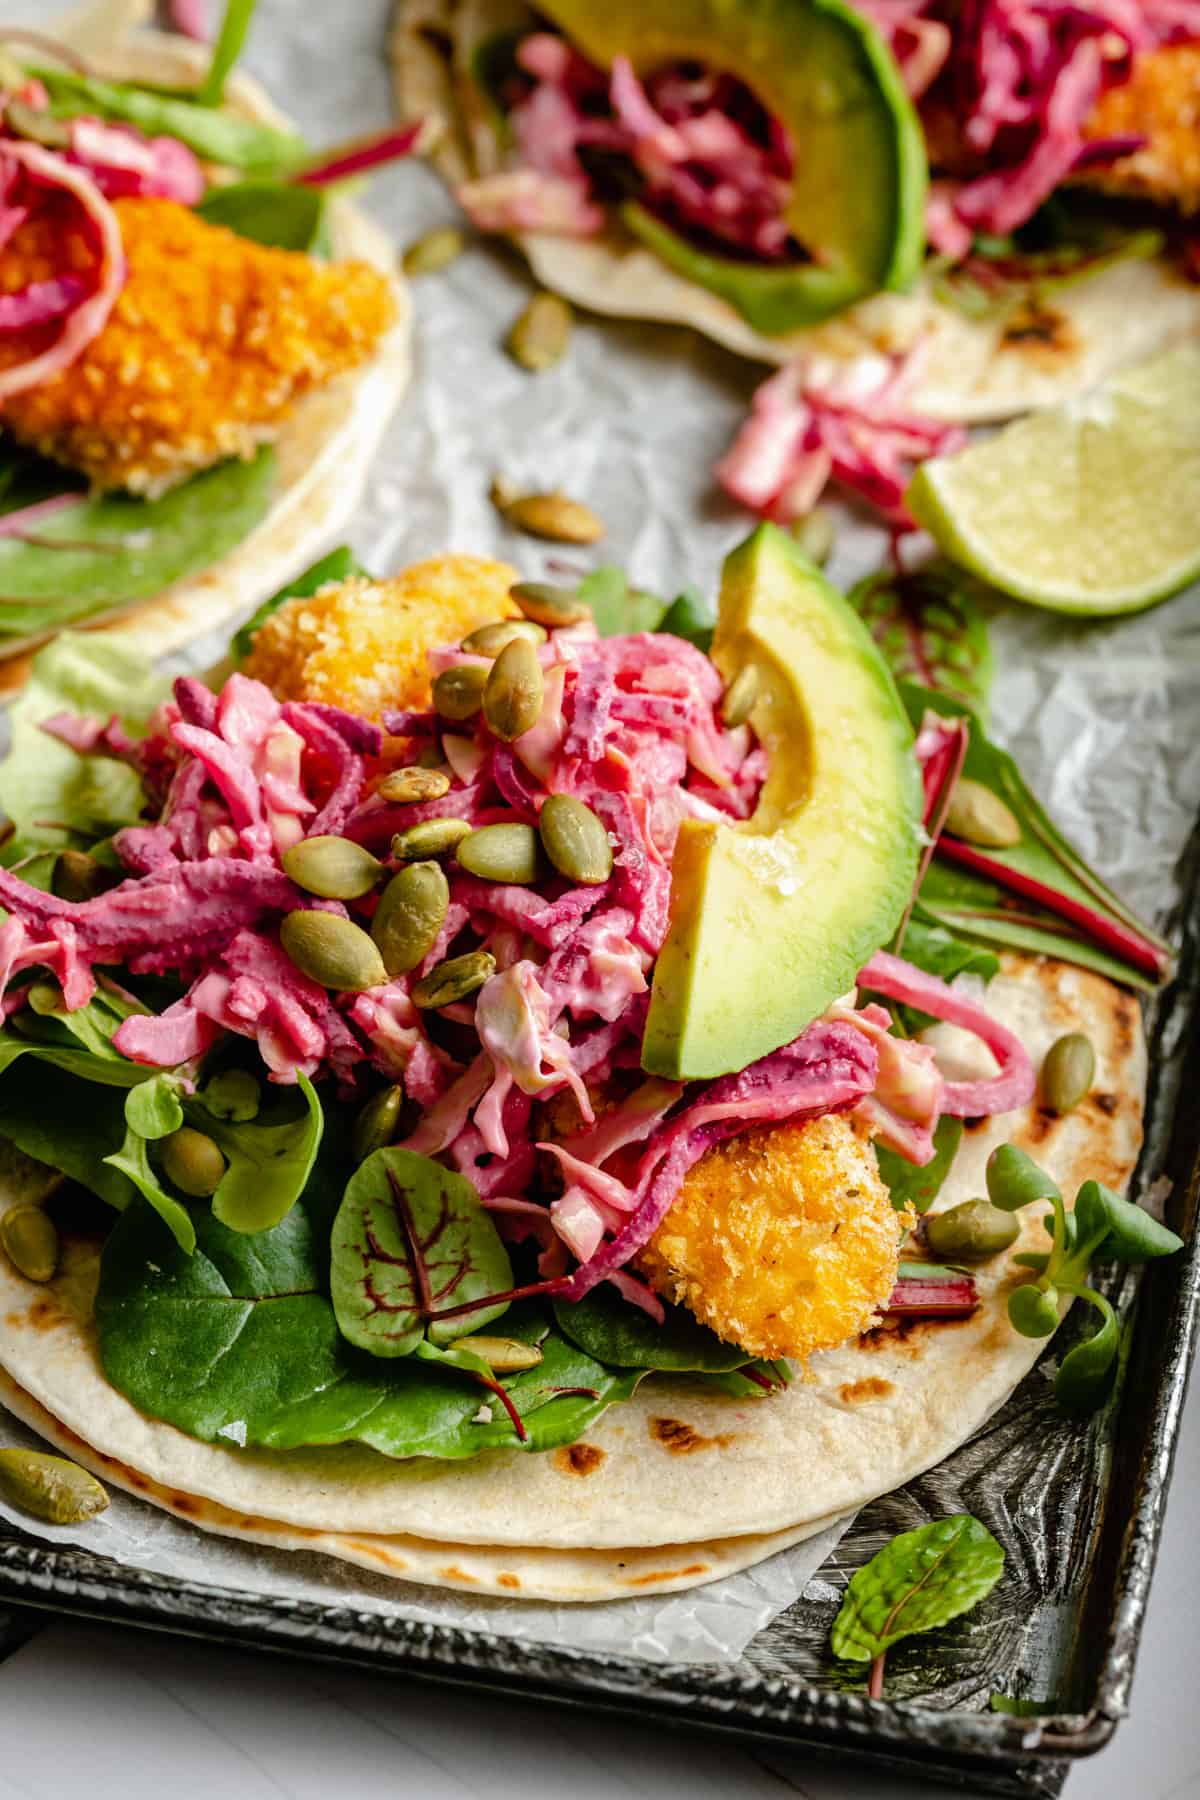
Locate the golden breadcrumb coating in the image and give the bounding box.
[0,197,396,495]
[640,1114,902,1363]
[1080,44,1200,212]
[244,556,520,719]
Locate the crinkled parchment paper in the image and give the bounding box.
[0,0,1195,1664]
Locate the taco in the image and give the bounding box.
[0,2,413,693]
[391,0,1200,423]
[0,528,1176,1600]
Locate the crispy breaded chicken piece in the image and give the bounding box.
[0,197,396,496]
[640,1113,902,1363]
[1079,43,1200,212]
[244,556,520,719]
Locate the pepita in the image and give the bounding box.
[447,1334,544,1373]
[352,1084,404,1163]
[456,822,543,885]
[1041,1031,1096,1115]
[1,1206,58,1283]
[280,910,388,992]
[26,981,62,1016]
[202,1068,261,1122]
[926,1199,1019,1261]
[432,662,489,722]
[721,664,760,728]
[401,224,466,276]
[391,817,473,860]
[944,779,1022,849]
[792,506,835,567]
[0,1448,108,1525]
[371,861,450,976]
[461,618,547,656]
[53,849,107,902]
[500,491,605,545]
[509,580,592,629]
[538,794,612,885]
[376,767,452,804]
[507,291,572,372]
[162,1127,226,1199]
[483,635,544,742]
[411,949,497,1009]
[282,835,383,900]
[4,101,71,150]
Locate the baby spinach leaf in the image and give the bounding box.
[0,1062,140,1212]
[658,585,716,652]
[0,991,152,1088]
[95,1203,636,1459]
[196,180,330,253]
[186,1072,323,1236]
[831,1515,1005,1673]
[28,66,305,175]
[876,1116,963,1216]
[233,544,366,660]
[197,0,259,108]
[578,566,666,637]
[0,451,276,640]
[553,1288,751,1372]
[851,564,993,716]
[103,1119,196,1254]
[330,1147,512,1356]
[900,682,1168,990]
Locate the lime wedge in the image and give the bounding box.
[907,344,1200,615]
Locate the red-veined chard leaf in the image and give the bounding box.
[850,565,993,716]
[831,1515,1005,1686]
[330,1147,513,1357]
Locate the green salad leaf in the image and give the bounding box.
[876,1116,963,1217]
[554,1288,752,1372]
[0,1061,142,1213]
[189,1073,324,1236]
[330,1147,512,1356]
[233,544,367,660]
[0,988,154,1088]
[0,449,277,642]
[197,0,260,108]
[0,634,167,863]
[657,585,716,652]
[831,1515,1005,1690]
[850,565,993,716]
[578,566,667,637]
[28,66,305,175]
[104,1081,196,1254]
[196,180,330,253]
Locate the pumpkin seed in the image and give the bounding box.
[162,1127,226,1199]
[447,1334,544,1373]
[721,664,760,728]
[391,817,473,860]
[1,1206,58,1283]
[538,794,612,885]
[945,779,1022,849]
[502,492,605,545]
[507,291,572,372]
[461,618,547,656]
[53,849,106,901]
[1041,1031,1096,1115]
[377,767,451,804]
[484,635,544,742]
[432,662,489,722]
[401,224,466,277]
[282,835,383,900]
[352,1084,404,1163]
[5,101,71,150]
[490,473,521,513]
[456,822,543,885]
[371,861,450,976]
[280,910,388,992]
[25,981,62,1016]
[926,1199,1019,1261]
[416,745,448,770]
[0,1448,108,1525]
[509,580,592,629]
[202,1068,261,1122]
[411,949,496,1009]
[792,506,835,567]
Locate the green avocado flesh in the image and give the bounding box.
[641,525,923,1080]
[535,0,927,333]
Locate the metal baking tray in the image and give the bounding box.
[0,826,1195,1799]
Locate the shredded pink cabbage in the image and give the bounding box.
[716,345,966,530]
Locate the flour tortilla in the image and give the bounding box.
[0,26,412,695]
[391,0,1200,422]
[0,957,1145,1587]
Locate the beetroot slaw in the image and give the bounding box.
[0,612,1031,1309]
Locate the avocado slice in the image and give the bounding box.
[642,525,923,1080]
[535,0,927,334]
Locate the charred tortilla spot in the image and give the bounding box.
[171,1492,197,1516]
[838,1376,894,1404]
[497,1573,520,1590]
[1027,1109,1059,1144]
[554,1443,606,1477]
[1092,1092,1119,1116]
[624,1563,709,1587]
[439,1565,480,1584]
[27,1297,66,1332]
[650,1417,734,1455]
[1002,300,1077,358]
